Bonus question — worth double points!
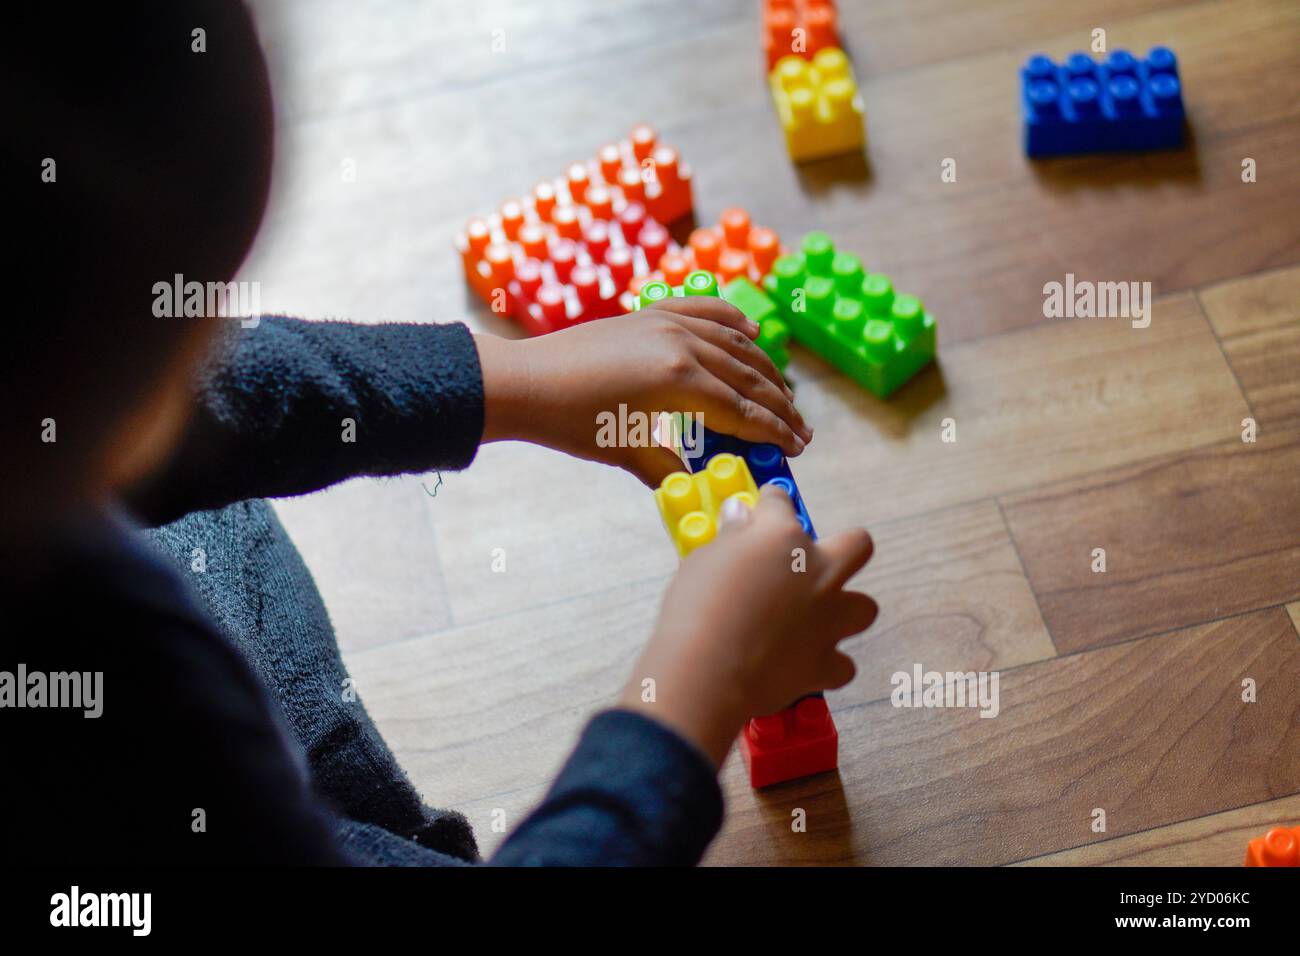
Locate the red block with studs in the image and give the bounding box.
[1244,826,1300,866]
[629,207,784,305]
[738,695,839,788]
[763,0,840,70]
[454,125,693,335]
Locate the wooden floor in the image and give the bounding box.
[246,0,1300,865]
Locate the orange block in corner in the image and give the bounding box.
[763,0,839,70]
[1244,826,1300,866]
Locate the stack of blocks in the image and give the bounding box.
[455,125,693,336]
[765,231,937,398]
[1021,47,1185,157]
[640,273,839,789]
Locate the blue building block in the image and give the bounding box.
[682,427,816,538]
[1021,47,1185,157]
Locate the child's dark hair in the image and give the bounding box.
[3,1,273,532]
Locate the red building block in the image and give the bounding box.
[628,207,784,307]
[763,0,840,71]
[738,695,839,788]
[1244,826,1300,866]
[455,125,692,335]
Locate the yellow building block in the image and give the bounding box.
[769,47,865,162]
[654,454,759,557]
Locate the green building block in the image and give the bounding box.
[763,232,936,398]
[721,276,790,373]
[635,271,791,374]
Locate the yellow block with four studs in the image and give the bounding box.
[769,47,865,162]
[654,453,759,557]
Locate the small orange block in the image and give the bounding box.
[1245,826,1300,866]
[763,0,840,70]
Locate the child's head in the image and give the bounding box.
[3,1,273,536]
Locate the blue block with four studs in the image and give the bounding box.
[1021,47,1185,157]
[682,427,816,539]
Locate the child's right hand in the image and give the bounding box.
[619,485,877,767]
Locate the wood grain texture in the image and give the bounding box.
[1199,265,1300,428]
[705,607,1300,865]
[239,0,1300,865]
[1002,427,1300,653]
[1017,794,1300,866]
[789,292,1248,526]
[832,500,1054,708]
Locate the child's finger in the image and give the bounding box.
[626,445,691,489]
[692,342,809,444]
[754,481,801,526]
[820,650,858,690]
[815,527,875,592]
[669,313,795,401]
[824,590,879,642]
[650,296,759,340]
[692,374,805,457]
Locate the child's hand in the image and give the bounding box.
[619,485,877,767]
[475,298,812,486]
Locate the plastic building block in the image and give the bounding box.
[764,231,936,398]
[652,437,837,787]
[681,427,815,537]
[654,208,783,287]
[769,47,864,162]
[454,125,691,335]
[763,0,840,70]
[1021,47,1185,157]
[1245,826,1300,867]
[632,266,790,373]
[654,452,759,557]
[740,696,839,788]
[722,276,790,373]
[644,275,838,788]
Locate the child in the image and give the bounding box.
[1,1,877,865]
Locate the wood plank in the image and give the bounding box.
[1016,794,1300,865]
[793,292,1246,527]
[704,607,1300,865]
[1001,427,1300,653]
[1199,265,1300,428]
[833,500,1054,708]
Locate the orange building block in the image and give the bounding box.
[763,0,840,70]
[1244,826,1300,866]
[454,125,692,335]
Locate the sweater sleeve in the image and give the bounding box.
[490,710,725,866]
[127,316,485,526]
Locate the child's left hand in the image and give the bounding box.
[474,297,813,486]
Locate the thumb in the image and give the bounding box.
[626,445,690,489]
